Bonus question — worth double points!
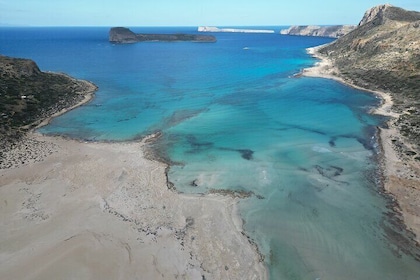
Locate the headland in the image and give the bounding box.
[303,4,420,244]
[280,25,356,38]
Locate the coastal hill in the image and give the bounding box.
[0,56,96,154]
[310,4,420,244]
[319,4,420,148]
[280,25,356,38]
[109,27,216,43]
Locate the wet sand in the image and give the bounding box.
[303,46,420,243]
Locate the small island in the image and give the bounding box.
[198,26,275,34]
[109,27,217,44]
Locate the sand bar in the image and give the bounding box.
[0,132,267,279]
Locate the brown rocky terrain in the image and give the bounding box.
[280,25,356,38]
[306,4,420,244]
[319,4,420,152]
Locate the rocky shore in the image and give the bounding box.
[302,5,420,246]
[303,44,420,247]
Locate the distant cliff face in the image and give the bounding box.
[109,27,217,43]
[280,25,356,38]
[319,4,420,144]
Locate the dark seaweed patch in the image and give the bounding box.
[329,136,337,147]
[219,147,254,160]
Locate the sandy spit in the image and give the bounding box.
[303,46,420,243]
[0,77,267,279]
[0,133,267,280]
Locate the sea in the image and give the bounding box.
[1,27,420,279]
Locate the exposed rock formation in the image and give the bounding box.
[280,25,356,38]
[318,4,420,146]
[358,4,393,26]
[109,27,216,44]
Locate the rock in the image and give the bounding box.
[280,25,356,38]
[109,27,139,43]
[318,4,420,147]
[0,56,41,78]
[109,27,216,44]
[358,4,393,26]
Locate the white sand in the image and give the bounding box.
[0,133,267,279]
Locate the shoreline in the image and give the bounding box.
[303,45,420,244]
[0,77,268,279]
[34,73,98,130]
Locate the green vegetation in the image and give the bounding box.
[0,56,95,151]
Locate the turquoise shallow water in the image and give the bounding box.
[1,27,419,279]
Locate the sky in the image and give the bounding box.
[1,0,419,27]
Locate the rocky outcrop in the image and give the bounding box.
[358,4,393,26]
[109,27,139,43]
[358,4,420,26]
[318,4,420,149]
[280,25,356,38]
[109,27,216,43]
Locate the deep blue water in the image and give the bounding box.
[1,27,419,279]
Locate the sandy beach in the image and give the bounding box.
[0,132,267,279]
[0,84,267,279]
[303,46,420,243]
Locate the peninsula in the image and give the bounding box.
[280,25,356,38]
[0,55,97,166]
[109,27,216,43]
[304,4,420,243]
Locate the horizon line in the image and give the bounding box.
[0,23,357,28]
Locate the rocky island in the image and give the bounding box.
[304,4,420,244]
[109,27,217,43]
[280,25,356,38]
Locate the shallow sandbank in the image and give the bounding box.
[0,133,267,279]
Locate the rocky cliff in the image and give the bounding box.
[280,25,356,38]
[109,27,216,43]
[318,4,420,147]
